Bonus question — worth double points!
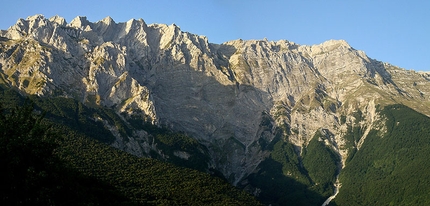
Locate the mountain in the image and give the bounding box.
[1,14,430,205]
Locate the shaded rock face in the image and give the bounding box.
[1,14,430,184]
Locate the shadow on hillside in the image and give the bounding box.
[97,40,332,205]
[245,158,336,206]
[125,43,331,205]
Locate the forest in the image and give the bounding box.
[246,130,339,205]
[333,105,430,205]
[0,85,261,205]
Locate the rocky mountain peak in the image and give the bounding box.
[99,16,115,25]
[320,39,350,47]
[26,14,46,23]
[69,16,90,28]
[1,15,430,185]
[49,15,67,26]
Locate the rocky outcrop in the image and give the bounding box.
[1,15,430,184]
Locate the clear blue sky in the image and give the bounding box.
[1,0,429,71]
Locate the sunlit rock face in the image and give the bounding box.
[1,14,430,184]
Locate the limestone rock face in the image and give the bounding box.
[2,15,430,184]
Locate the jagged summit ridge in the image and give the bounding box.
[1,14,430,186]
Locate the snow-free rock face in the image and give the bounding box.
[1,15,430,184]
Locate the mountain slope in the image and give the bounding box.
[2,15,430,205]
[333,104,430,205]
[0,86,262,205]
